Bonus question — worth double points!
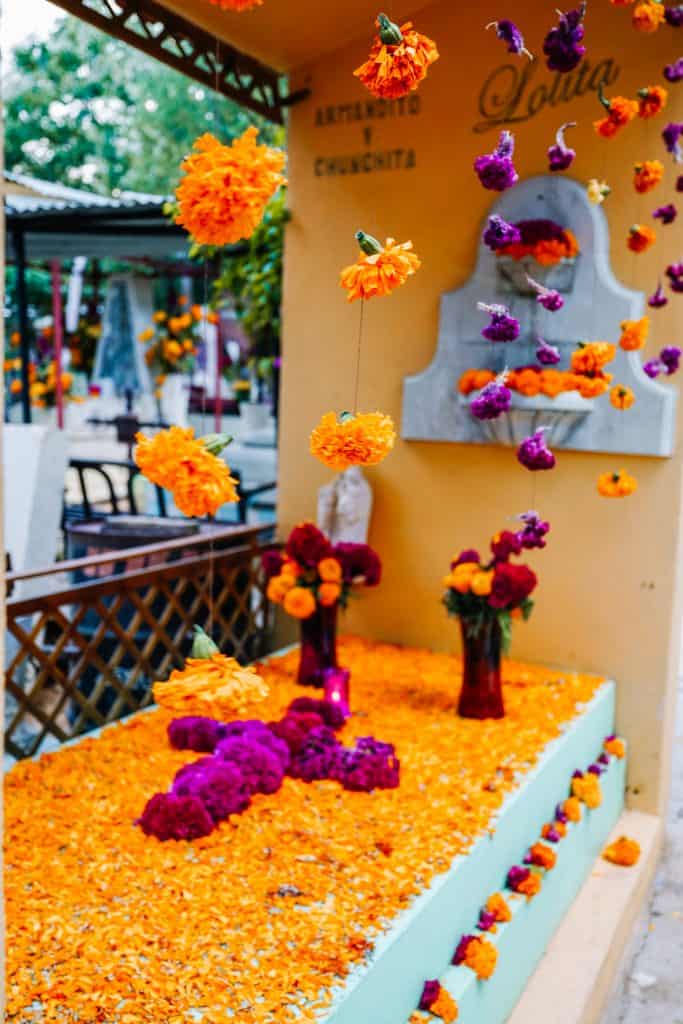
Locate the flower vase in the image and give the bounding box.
[457,616,505,719]
[298,603,338,687]
[160,374,189,427]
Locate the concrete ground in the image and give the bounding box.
[601,679,683,1024]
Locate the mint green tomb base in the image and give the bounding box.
[320,681,623,1024]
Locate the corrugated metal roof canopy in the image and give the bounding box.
[4,172,188,262]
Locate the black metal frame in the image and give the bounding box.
[48,0,309,124]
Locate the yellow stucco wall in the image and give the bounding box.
[279,0,683,816]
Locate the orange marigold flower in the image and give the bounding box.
[594,89,639,139]
[134,427,239,518]
[470,570,494,597]
[175,128,286,246]
[577,373,611,399]
[430,987,459,1022]
[464,936,498,979]
[598,468,638,498]
[619,316,649,351]
[610,385,635,410]
[340,232,420,301]
[605,736,626,758]
[571,771,603,808]
[570,342,616,375]
[638,85,668,119]
[486,892,511,923]
[318,557,343,583]
[267,575,294,604]
[283,586,317,620]
[354,15,439,100]
[562,796,582,822]
[310,410,396,471]
[529,842,557,870]
[539,370,564,398]
[9,379,22,395]
[517,872,542,899]
[515,367,542,397]
[318,582,342,607]
[603,836,641,866]
[153,654,269,716]
[542,820,567,840]
[633,160,664,194]
[632,0,666,31]
[627,224,656,253]
[208,0,262,8]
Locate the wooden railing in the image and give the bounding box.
[5,526,278,761]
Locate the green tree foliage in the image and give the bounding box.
[4,15,278,196]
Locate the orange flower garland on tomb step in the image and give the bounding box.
[175,127,286,246]
[354,14,439,99]
[154,654,269,718]
[134,427,239,517]
[340,231,421,301]
[310,411,396,470]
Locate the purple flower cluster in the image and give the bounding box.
[419,980,441,1011]
[543,4,586,73]
[482,214,522,252]
[517,428,556,471]
[478,302,521,342]
[515,217,570,246]
[517,511,551,550]
[474,131,519,192]
[643,346,682,379]
[664,58,683,83]
[665,5,683,26]
[653,203,678,225]
[547,122,577,172]
[141,697,399,841]
[478,909,497,931]
[506,865,531,889]
[452,934,476,966]
[648,282,669,309]
[486,19,532,59]
[666,263,683,292]
[663,122,683,163]
[536,337,562,365]
[470,376,512,420]
[332,542,382,585]
[451,548,481,568]
[526,275,564,312]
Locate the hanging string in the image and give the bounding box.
[353,298,365,413]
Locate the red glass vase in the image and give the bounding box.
[297,603,338,687]
[457,615,505,719]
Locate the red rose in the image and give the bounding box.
[489,563,537,609]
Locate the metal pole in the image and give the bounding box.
[13,231,31,424]
[51,260,65,429]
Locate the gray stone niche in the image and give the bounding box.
[402,175,676,457]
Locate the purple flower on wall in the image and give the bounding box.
[470,373,512,420]
[660,346,682,375]
[664,58,683,83]
[547,122,577,172]
[452,934,476,966]
[486,19,533,59]
[477,301,521,342]
[419,980,441,1011]
[665,4,683,26]
[677,175,683,192]
[474,131,519,191]
[653,203,677,225]
[648,282,669,309]
[526,275,564,311]
[643,359,663,379]
[507,865,531,889]
[662,122,683,163]
[517,428,556,471]
[517,511,550,550]
[543,3,586,73]
[666,263,683,291]
[536,336,562,365]
[482,214,522,252]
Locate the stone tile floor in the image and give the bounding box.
[602,681,683,1023]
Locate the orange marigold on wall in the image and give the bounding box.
[627,225,656,253]
[633,160,664,193]
[134,427,239,518]
[570,342,616,375]
[610,385,636,410]
[562,796,582,822]
[605,736,627,758]
[638,85,668,119]
[340,231,420,301]
[598,469,638,498]
[430,987,459,1022]
[458,369,495,395]
[517,872,542,899]
[486,892,511,923]
[528,842,557,870]
[619,317,649,351]
[354,14,439,99]
[175,128,286,246]
[603,836,641,866]
[310,411,396,471]
[632,0,666,31]
[464,936,498,979]
[571,772,603,808]
[153,653,269,717]
[594,87,639,138]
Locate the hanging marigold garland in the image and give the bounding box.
[354,14,439,99]
[340,231,421,302]
[175,127,286,246]
[134,427,239,518]
[310,411,396,470]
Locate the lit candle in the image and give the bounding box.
[323,667,351,718]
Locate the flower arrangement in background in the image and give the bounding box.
[30,360,74,408]
[310,411,396,470]
[138,296,201,378]
[494,218,579,266]
[354,15,439,99]
[175,127,286,245]
[67,315,101,377]
[482,214,522,251]
[134,427,239,517]
[339,231,420,301]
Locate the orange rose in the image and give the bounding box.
[283,587,316,620]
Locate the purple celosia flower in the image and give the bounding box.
[478,301,521,342]
[507,865,531,890]
[588,763,604,776]
[452,934,475,966]
[544,826,562,843]
[451,548,480,568]
[643,359,663,379]
[648,281,669,308]
[172,756,251,820]
[526,275,564,312]
[664,58,683,83]
[543,3,586,73]
[334,736,400,792]
[677,175,683,192]
[605,733,616,742]
[478,909,497,931]
[516,218,569,245]
[470,374,512,420]
[474,130,519,191]
[555,806,569,824]
[491,529,523,561]
[517,428,556,471]
[269,711,325,755]
[547,121,577,172]
[138,791,215,841]
[517,511,551,550]
[332,542,381,586]
[536,336,562,365]
[486,19,533,58]
[598,753,610,766]
[482,214,522,252]
[666,263,683,292]
[261,548,284,579]
[288,696,346,731]
[660,345,682,375]
[215,737,285,795]
[663,122,683,163]
[665,4,683,26]
[653,203,677,225]
[219,719,290,768]
[288,725,342,782]
[167,715,225,753]
[572,770,583,779]
[419,980,441,1010]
